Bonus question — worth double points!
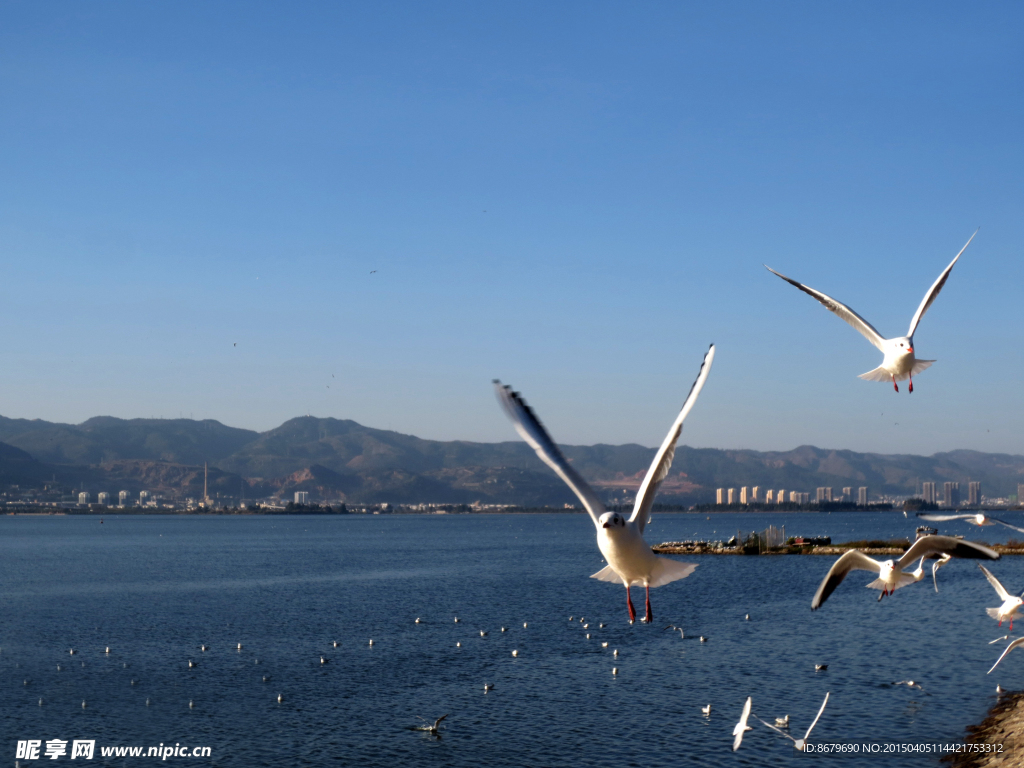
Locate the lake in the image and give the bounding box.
[2,511,1019,766]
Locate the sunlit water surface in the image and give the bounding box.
[2,512,1021,766]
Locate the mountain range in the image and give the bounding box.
[0,414,1021,506]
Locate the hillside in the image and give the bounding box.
[0,414,1020,505]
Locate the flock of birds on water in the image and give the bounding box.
[15,231,1018,753]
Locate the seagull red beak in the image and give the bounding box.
[907,346,913,353]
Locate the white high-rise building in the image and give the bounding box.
[858,487,868,506]
[716,488,725,504]
[789,491,800,503]
[118,490,129,505]
[921,482,935,504]
[765,489,774,503]
[944,482,960,508]
[816,487,833,503]
[97,492,110,505]
[751,486,760,502]
[842,486,852,500]
[740,487,749,505]
[140,491,150,504]
[78,492,90,505]
[294,491,309,504]
[968,481,981,506]
[777,489,785,504]
[727,488,736,505]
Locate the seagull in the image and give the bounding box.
[775,715,790,728]
[931,554,951,592]
[917,512,1024,534]
[989,635,1013,645]
[665,625,685,639]
[320,656,330,665]
[733,697,753,751]
[815,664,828,671]
[188,660,197,668]
[484,683,494,692]
[701,704,711,716]
[415,714,448,734]
[494,345,715,622]
[893,680,922,689]
[979,565,1024,631]
[756,692,830,752]
[810,535,999,609]
[765,230,977,393]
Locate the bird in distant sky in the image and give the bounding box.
[370,270,377,274]
[494,345,714,623]
[233,343,236,347]
[765,230,977,392]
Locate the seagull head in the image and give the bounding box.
[599,512,626,530]
[888,337,914,357]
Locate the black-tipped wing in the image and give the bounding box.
[896,535,1000,569]
[493,381,606,529]
[907,230,977,338]
[811,550,881,610]
[765,266,886,351]
[629,345,715,534]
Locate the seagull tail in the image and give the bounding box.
[858,366,891,382]
[649,557,698,588]
[987,607,1002,620]
[589,565,623,584]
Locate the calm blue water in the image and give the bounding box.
[2,511,1021,766]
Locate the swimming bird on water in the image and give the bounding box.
[979,565,1024,631]
[701,704,711,716]
[756,692,830,752]
[810,535,999,609]
[494,345,715,623]
[765,230,976,393]
[415,714,448,734]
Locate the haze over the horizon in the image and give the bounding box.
[0,2,1020,456]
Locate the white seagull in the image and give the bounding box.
[765,230,977,393]
[990,639,1024,674]
[917,512,1024,535]
[414,714,448,734]
[756,692,830,752]
[979,565,1024,631]
[733,697,753,751]
[494,345,714,623]
[811,535,999,610]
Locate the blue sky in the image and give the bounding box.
[0,1,1020,455]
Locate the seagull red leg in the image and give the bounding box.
[644,584,653,623]
[909,375,914,393]
[892,375,899,393]
[626,587,636,623]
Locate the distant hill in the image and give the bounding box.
[0,414,1020,505]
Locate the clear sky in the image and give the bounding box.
[0,1,1020,455]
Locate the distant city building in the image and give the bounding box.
[921,482,935,504]
[765,489,774,504]
[294,491,309,504]
[140,491,150,504]
[944,482,960,508]
[716,488,725,505]
[969,481,981,506]
[97,492,110,505]
[118,490,129,505]
[816,487,833,503]
[1017,484,1024,505]
[842,486,852,500]
[78,492,90,505]
[727,488,736,505]
[858,487,868,506]
[740,487,749,505]
[751,486,760,502]
[789,491,800,503]
[776,489,785,504]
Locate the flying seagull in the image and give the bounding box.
[989,638,1024,674]
[494,345,715,623]
[756,692,830,752]
[733,697,753,751]
[810,535,999,610]
[917,512,1024,534]
[979,565,1024,631]
[765,230,977,393]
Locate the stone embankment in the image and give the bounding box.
[946,692,1024,767]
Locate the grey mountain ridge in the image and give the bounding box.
[0,415,1019,505]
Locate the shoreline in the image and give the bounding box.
[947,692,1024,766]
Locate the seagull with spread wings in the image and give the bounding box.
[979,565,1024,632]
[494,345,714,624]
[810,535,999,610]
[917,511,1024,535]
[756,692,830,752]
[765,230,977,393]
